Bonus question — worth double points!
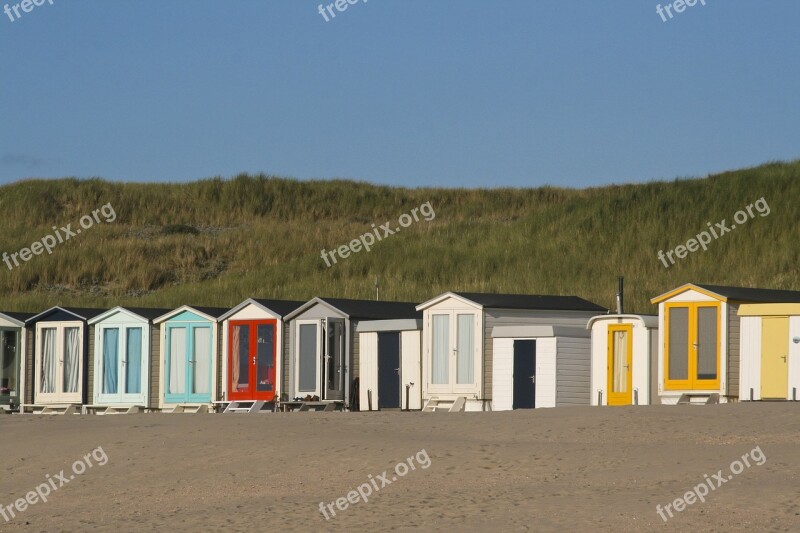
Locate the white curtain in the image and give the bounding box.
[456,315,474,385]
[169,328,186,394]
[102,328,119,394]
[40,328,56,393]
[612,331,627,392]
[231,326,241,391]
[432,315,449,385]
[63,327,80,393]
[193,327,211,395]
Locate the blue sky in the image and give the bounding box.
[1,0,798,188]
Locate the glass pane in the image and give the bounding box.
[102,328,120,394]
[697,307,718,380]
[432,315,449,385]
[456,314,474,384]
[40,328,57,393]
[125,328,142,394]
[231,325,250,392]
[298,324,318,392]
[168,327,186,394]
[327,321,344,392]
[192,327,211,395]
[63,327,80,393]
[0,331,18,398]
[612,331,627,393]
[668,307,689,381]
[256,324,275,392]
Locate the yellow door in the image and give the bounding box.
[664,302,720,391]
[761,317,789,399]
[607,325,633,405]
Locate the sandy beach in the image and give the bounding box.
[0,403,798,532]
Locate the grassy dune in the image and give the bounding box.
[0,161,798,314]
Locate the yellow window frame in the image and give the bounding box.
[664,302,721,391]
[607,324,633,406]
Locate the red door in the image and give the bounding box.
[229,320,277,401]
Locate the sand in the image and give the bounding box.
[1,403,799,532]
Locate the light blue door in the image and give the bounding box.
[165,322,212,403]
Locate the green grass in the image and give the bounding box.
[0,161,798,314]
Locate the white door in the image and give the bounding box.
[428,311,480,394]
[96,325,146,405]
[36,322,83,404]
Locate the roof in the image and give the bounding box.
[0,311,35,326]
[417,291,607,312]
[153,305,230,323]
[218,298,306,321]
[651,283,800,304]
[26,306,108,324]
[88,306,173,324]
[285,297,421,321]
[586,314,658,330]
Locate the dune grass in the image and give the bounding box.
[0,161,798,314]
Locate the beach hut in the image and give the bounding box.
[23,307,106,414]
[356,316,423,411]
[87,307,170,413]
[283,298,420,411]
[154,306,228,412]
[415,292,607,412]
[491,325,592,410]
[651,283,800,404]
[738,303,800,401]
[218,298,304,412]
[0,311,33,413]
[587,314,658,406]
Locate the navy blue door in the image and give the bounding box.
[513,340,536,409]
[377,332,401,409]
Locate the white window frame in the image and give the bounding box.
[94,322,149,405]
[35,321,84,404]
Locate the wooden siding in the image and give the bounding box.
[87,325,95,403]
[350,319,358,404]
[555,336,591,406]
[282,321,291,400]
[484,309,600,400]
[25,328,34,405]
[727,302,740,398]
[149,324,160,408]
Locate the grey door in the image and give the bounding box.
[377,332,401,409]
[513,340,536,409]
[324,319,346,401]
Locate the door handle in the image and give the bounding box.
[781,355,787,363]
[529,376,535,383]
[252,356,257,365]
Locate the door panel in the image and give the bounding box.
[40,327,57,395]
[298,323,319,394]
[761,317,789,399]
[697,307,718,380]
[36,323,83,404]
[102,328,120,394]
[378,332,401,409]
[255,323,276,396]
[607,325,633,405]
[456,314,474,385]
[167,327,187,397]
[0,329,19,406]
[125,328,143,395]
[230,324,250,395]
[325,319,345,401]
[431,314,450,386]
[667,307,689,382]
[191,327,211,396]
[512,340,536,409]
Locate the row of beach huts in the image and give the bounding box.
[1,282,800,415]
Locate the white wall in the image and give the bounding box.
[739,316,761,400]
[358,332,378,410]
[401,330,422,410]
[791,317,800,401]
[491,337,556,411]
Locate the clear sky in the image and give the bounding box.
[1,0,798,188]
